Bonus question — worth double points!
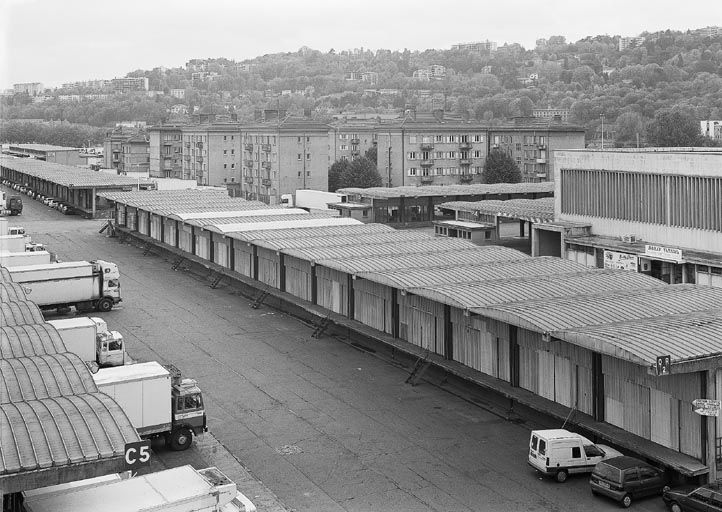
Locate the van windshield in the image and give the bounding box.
[584,444,604,457]
[593,462,621,483]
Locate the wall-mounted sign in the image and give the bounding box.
[645,244,683,262]
[692,399,721,417]
[655,355,671,376]
[603,250,638,271]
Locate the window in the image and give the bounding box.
[639,468,657,479]
[407,151,417,160]
[409,135,417,143]
[538,439,546,455]
[224,164,228,169]
[298,171,301,177]
[340,134,348,140]
[224,135,227,141]
[447,151,456,159]
[231,163,235,169]
[224,150,228,155]
[340,144,348,150]
[624,469,640,483]
[584,445,604,457]
[362,209,368,218]
[306,136,310,142]
[408,168,418,176]
[473,135,483,143]
[571,447,581,458]
[298,136,302,143]
[435,135,444,143]
[297,153,302,160]
[435,151,444,159]
[516,143,522,151]
[231,149,235,155]
[435,168,443,176]
[306,153,311,160]
[449,135,457,143]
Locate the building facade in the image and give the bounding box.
[110,77,149,92]
[534,148,722,287]
[148,126,184,179]
[241,119,330,205]
[13,82,44,95]
[181,124,242,186]
[328,121,377,165]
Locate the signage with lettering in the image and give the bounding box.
[645,244,683,262]
[655,355,671,376]
[124,440,151,469]
[692,399,721,417]
[603,250,638,271]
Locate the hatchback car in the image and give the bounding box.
[590,456,669,508]
[663,481,722,511]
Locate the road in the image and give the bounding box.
[7,187,669,512]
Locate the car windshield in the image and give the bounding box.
[592,462,621,483]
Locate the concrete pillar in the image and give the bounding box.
[519,220,525,237]
[706,369,717,482]
[91,187,96,217]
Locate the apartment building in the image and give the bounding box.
[148,125,184,179]
[181,124,242,186]
[13,82,44,95]
[373,115,585,187]
[104,127,143,171]
[111,77,149,92]
[701,120,722,142]
[452,41,497,52]
[241,118,330,205]
[618,36,645,51]
[532,108,570,122]
[328,121,377,165]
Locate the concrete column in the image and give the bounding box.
[706,369,717,482]
[91,187,96,217]
[519,220,525,237]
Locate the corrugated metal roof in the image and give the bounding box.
[189,210,337,227]
[556,309,722,366]
[1,353,97,402]
[357,256,579,290]
[229,223,392,242]
[168,207,284,221]
[473,284,722,334]
[282,237,478,263]
[1,300,45,326]
[254,230,431,251]
[0,324,66,358]
[0,267,12,281]
[319,246,528,273]
[0,393,138,474]
[407,269,665,309]
[0,282,28,302]
[98,189,269,216]
[338,182,554,199]
[0,157,140,189]
[217,217,362,234]
[438,197,555,222]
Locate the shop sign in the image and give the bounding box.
[645,244,683,262]
[603,250,638,271]
[692,399,721,417]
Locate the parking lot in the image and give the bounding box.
[5,183,672,512]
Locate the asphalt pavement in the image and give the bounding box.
[7,187,670,512]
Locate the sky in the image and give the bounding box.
[1,0,720,89]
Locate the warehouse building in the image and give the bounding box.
[104,189,722,481]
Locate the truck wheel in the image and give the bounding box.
[555,470,568,483]
[169,428,192,451]
[96,297,114,312]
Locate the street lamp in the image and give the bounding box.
[600,114,605,150]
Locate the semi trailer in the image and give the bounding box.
[0,250,51,266]
[5,260,121,312]
[92,361,207,451]
[47,316,125,366]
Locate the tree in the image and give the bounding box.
[337,157,382,189]
[482,150,522,184]
[646,108,707,147]
[328,159,350,192]
[614,112,646,147]
[364,145,377,164]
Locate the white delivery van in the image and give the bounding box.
[528,429,623,482]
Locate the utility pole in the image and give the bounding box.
[600,114,605,150]
[387,145,392,187]
[302,132,307,189]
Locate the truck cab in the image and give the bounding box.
[169,367,207,450]
[97,330,125,366]
[93,260,122,310]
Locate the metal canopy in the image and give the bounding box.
[0,324,67,359]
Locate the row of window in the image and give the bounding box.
[409,135,484,143]
[408,167,483,176]
[493,135,547,145]
[407,151,483,160]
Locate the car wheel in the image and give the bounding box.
[555,470,568,483]
[621,494,632,508]
[669,503,682,512]
[169,428,192,451]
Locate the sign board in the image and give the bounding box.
[124,440,151,469]
[692,399,721,417]
[645,244,683,263]
[655,355,671,376]
[604,250,638,271]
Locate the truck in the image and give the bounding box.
[0,250,51,266]
[47,316,125,367]
[281,189,347,212]
[21,465,256,512]
[0,190,23,216]
[5,260,121,312]
[0,234,29,253]
[92,361,207,451]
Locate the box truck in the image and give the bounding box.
[0,234,29,253]
[6,260,122,312]
[0,250,51,266]
[93,361,207,451]
[22,465,256,512]
[47,316,125,366]
[281,189,347,212]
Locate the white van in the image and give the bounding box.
[528,429,622,482]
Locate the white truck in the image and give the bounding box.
[0,250,51,266]
[21,465,256,512]
[47,316,125,367]
[0,234,29,253]
[6,260,122,312]
[281,189,347,212]
[93,361,207,451]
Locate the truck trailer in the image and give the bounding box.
[0,250,51,267]
[0,234,29,253]
[92,361,207,450]
[281,189,347,212]
[21,465,256,512]
[1,190,23,216]
[47,316,125,366]
[6,260,121,312]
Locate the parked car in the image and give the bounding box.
[528,429,623,483]
[590,456,669,508]
[663,481,722,512]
